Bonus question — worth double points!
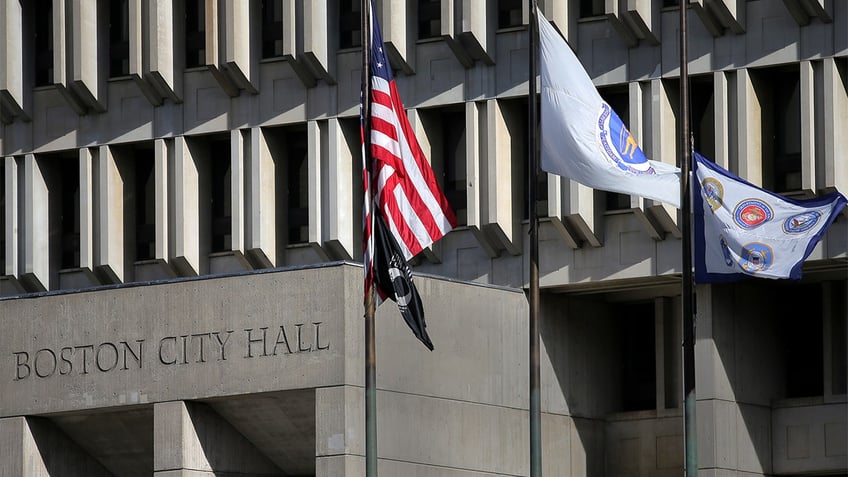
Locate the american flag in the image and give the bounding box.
[361,2,456,348]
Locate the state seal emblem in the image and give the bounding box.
[733,199,773,229]
[597,103,655,175]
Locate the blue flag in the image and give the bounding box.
[694,153,846,283]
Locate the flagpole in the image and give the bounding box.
[528,1,542,476]
[362,0,378,475]
[678,1,698,476]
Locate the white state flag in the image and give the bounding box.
[539,14,681,207]
[694,153,847,282]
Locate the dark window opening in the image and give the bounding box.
[510,98,546,220]
[285,130,309,244]
[185,0,206,68]
[261,0,284,58]
[418,0,441,40]
[135,154,155,261]
[753,66,801,193]
[442,110,467,225]
[59,159,81,269]
[580,0,604,18]
[691,75,715,161]
[0,165,5,273]
[109,0,130,77]
[498,0,523,29]
[599,85,632,211]
[831,283,847,395]
[663,0,680,7]
[616,302,656,412]
[34,0,54,86]
[210,139,232,253]
[777,283,824,398]
[339,0,361,49]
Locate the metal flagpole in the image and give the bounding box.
[361,0,378,475]
[678,1,698,476]
[528,1,542,476]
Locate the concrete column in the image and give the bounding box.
[307,120,328,260]
[0,416,111,477]
[4,156,18,277]
[224,0,257,93]
[736,68,762,185]
[147,0,181,101]
[324,118,355,260]
[96,145,126,283]
[303,0,333,83]
[822,57,847,192]
[79,148,94,271]
[459,0,495,64]
[800,60,816,194]
[230,129,247,256]
[465,101,499,257]
[172,136,203,276]
[378,0,415,74]
[0,0,28,120]
[248,127,277,267]
[69,0,106,112]
[153,401,281,476]
[22,154,49,291]
[315,386,365,477]
[154,138,171,263]
[485,99,522,255]
[713,71,730,169]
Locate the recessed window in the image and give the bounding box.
[285,129,309,244]
[185,0,206,68]
[33,0,53,86]
[109,0,130,77]
[498,0,523,29]
[0,165,5,273]
[442,110,467,225]
[209,138,232,253]
[579,0,604,18]
[691,75,715,161]
[134,152,155,261]
[776,283,824,398]
[418,0,442,40]
[599,86,632,211]
[262,0,284,58]
[339,0,361,49]
[57,158,81,270]
[616,301,656,412]
[752,66,801,193]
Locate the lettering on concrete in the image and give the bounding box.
[12,322,330,381]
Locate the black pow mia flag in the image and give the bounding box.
[373,213,434,351]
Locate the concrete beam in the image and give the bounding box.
[153,401,282,476]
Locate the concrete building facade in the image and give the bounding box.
[0,0,846,475]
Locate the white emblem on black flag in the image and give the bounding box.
[373,213,434,350]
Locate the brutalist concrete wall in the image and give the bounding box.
[0,262,582,476]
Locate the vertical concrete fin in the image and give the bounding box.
[465,101,499,257]
[224,0,258,93]
[79,148,94,270]
[379,0,415,74]
[231,129,247,254]
[23,154,49,291]
[70,0,106,112]
[96,145,125,283]
[307,120,329,260]
[485,99,522,255]
[823,58,847,193]
[4,156,19,277]
[0,0,30,120]
[324,118,355,261]
[147,0,182,102]
[172,136,201,276]
[248,127,277,267]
